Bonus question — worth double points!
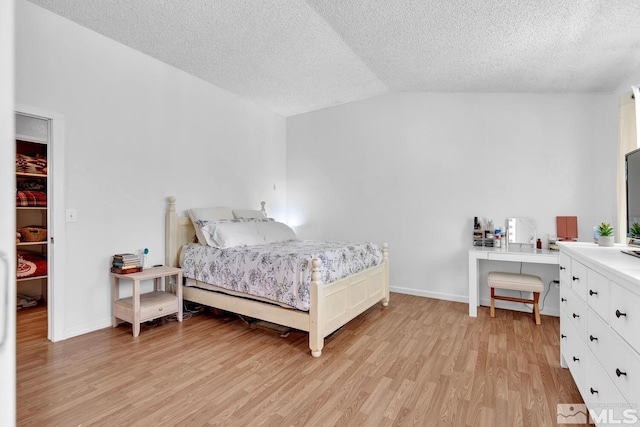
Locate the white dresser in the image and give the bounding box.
[559,242,640,426]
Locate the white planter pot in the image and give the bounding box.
[598,235,614,247]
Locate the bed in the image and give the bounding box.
[165,196,389,357]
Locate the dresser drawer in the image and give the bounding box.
[560,311,574,369]
[570,259,588,301]
[559,251,571,287]
[610,281,640,354]
[561,312,586,391]
[560,281,572,315]
[565,288,587,338]
[139,291,179,322]
[587,307,609,363]
[588,308,640,407]
[586,350,636,426]
[586,269,609,322]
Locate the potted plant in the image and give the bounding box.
[596,222,615,247]
[630,222,640,239]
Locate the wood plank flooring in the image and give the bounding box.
[16,294,583,426]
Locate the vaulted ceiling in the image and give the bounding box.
[26,0,640,116]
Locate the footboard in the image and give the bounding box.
[309,243,389,357]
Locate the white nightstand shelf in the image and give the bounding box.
[111,266,183,337]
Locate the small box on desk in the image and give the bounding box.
[110,266,143,274]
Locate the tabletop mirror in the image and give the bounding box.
[506,217,535,245]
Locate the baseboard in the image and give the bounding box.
[64,318,112,340]
[390,286,560,317]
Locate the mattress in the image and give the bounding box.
[180,240,384,311]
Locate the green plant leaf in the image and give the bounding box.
[596,222,614,236]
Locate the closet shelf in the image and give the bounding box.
[17,242,47,247]
[17,275,47,283]
[16,172,47,178]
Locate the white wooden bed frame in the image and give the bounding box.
[165,196,389,357]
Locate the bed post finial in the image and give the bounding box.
[311,258,322,281]
[260,201,266,215]
[168,196,176,212]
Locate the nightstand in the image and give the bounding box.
[111,266,183,337]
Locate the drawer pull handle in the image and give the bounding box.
[589,290,598,296]
[573,356,579,362]
[572,313,579,319]
[561,298,567,302]
[590,387,598,395]
[572,276,579,281]
[589,335,598,342]
[615,309,627,318]
[616,368,627,377]
[159,307,163,311]
[561,334,567,339]
[560,266,566,270]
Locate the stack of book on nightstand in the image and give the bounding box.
[111,253,142,274]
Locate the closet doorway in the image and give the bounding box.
[15,107,65,342]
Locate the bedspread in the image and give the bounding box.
[180,240,384,311]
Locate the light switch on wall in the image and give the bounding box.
[65,209,77,223]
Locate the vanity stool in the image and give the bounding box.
[487,271,543,324]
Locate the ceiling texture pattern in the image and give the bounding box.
[26,0,640,116]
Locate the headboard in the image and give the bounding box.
[165,196,195,268]
[164,196,268,268]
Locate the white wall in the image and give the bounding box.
[15,0,287,338]
[287,92,617,315]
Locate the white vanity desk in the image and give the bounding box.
[468,245,559,317]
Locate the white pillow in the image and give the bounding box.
[200,221,264,248]
[256,221,297,244]
[232,209,267,219]
[188,207,234,244]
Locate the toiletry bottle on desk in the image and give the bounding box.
[536,239,542,249]
[494,229,501,248]
[142,248,149,268]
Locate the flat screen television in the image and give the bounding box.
[626,148,640,245]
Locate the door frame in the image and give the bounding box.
[15,105,66,342]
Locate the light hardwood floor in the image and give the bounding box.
[16,294,583,426]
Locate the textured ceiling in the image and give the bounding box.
[25,0,640,116]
